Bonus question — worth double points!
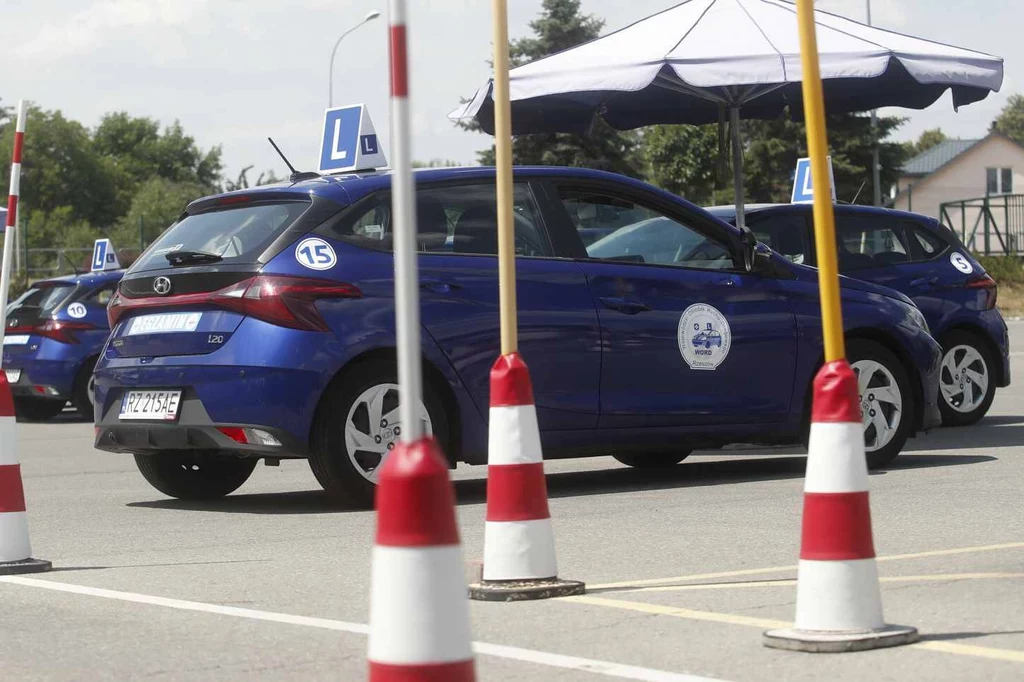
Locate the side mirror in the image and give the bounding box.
[741,228,757,273]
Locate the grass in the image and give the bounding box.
[998,283,1024,318]
[975,255,1024,319]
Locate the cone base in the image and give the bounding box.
[0,557,52,576]
[763,624,919,653]
[469,577,584,602]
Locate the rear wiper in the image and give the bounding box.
[165,250,223,266]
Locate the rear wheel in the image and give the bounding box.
[309,361,450,509]
[72,357,99,420]
[847,339,915,469]
[14,397,67,422]
[937,330,996,427]
[613,452,691,468]
[134,451,257,500]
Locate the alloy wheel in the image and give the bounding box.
[939,344,989,414]
[850,359,903,452]
[344,382,432,483]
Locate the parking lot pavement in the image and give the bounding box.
[2,321,1022,681]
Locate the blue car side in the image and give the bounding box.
[92,166,941,506]
[707,202,1010,426]
[4,269,124,421]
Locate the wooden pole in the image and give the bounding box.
[491,0,518,355]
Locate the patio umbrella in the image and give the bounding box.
[449,0,1003,229]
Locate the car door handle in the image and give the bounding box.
[599,296,651,314]
[909,276,938,289]
[420,278,461,294]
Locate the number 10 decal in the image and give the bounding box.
[295,237,337,271]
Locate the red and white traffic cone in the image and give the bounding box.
[367,436,475,681]
[764,360,916,652]
[0,374,51,575]
[469,353,584,601]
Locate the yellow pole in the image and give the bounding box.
[795,0,845,362]
[491,0,518,355]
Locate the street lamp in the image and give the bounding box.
[329,10,381,108]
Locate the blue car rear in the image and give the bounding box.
[707,203,1010,426]
[93,167,941,506]
[4,270,123,421]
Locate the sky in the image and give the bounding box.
[2,0,1021,182]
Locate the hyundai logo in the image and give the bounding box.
[152,276,172,295]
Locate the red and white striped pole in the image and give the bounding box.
[0,100,51,576]
[366,6,475,680]
[764,360,916,652]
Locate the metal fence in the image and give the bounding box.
[939,194,1024,256]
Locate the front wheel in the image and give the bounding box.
[613,451,691,468]
[134,451,257,500]
[309,362,450,509]
[937,330,996,427]
[847,339,916,469]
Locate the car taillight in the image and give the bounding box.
[965,274,997,310]
[35,319,95,344]
[107,275,361,332]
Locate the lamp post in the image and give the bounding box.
[329,10,380,107]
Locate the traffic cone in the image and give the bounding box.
[764,360,917,652]
[367,436,475,681]
[469,353,584,601]
[0,373,51,575]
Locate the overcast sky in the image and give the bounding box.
[2,0,1020,181]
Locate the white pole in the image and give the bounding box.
[388,0,423,443]
[730,106,746,231]
[0,100,27,354]
[867,0,881,206]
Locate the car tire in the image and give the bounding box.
[847,339,916,470]
[134,451,257,500]
[72,357,98,420]
[309,361,451,509]
[936,330,996,427]
[14,397,67,422]
[613,451,691,468]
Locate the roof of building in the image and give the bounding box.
[901,139,981,177]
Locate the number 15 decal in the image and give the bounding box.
[295,237,337,271]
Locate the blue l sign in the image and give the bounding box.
[92,239,108,271]
[791,156,836,204]
[320,107,362,173]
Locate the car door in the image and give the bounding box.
[337,179,601,431]
[547,181,799,428]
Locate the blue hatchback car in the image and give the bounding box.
[707,203,1011,427]
[93,167,941,506]
[4,269,124,421]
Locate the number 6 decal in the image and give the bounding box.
[295,237,337,271]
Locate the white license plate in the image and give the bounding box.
[125,313,202,336]
[3,335,30,345]
[5,369,21,383]
[119,390,183,421]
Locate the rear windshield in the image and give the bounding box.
[130,202,310,273]
[9,284,77,314]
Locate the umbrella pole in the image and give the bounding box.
[729,106,746,232]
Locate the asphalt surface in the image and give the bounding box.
[2,321,1022,681]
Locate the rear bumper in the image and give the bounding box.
[4,358,79,400]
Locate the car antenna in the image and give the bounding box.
[267,137,321,183]
[849,179,867,205]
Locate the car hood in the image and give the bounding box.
[786,259,915,307]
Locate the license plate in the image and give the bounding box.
[125,313,202,336]
[3,335,30,345]
[119,390,183,421]
[5,369,21,383]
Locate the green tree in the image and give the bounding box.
[643,124,725,204]
[992,93,1024,145]
[909,128,948,156]
[111,177,209,250]
[460,0,644,178]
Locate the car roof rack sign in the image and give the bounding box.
[318,104,388,175]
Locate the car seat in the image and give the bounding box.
[453,204,499,255]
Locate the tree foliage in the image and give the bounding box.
[992,93,1024,146]
[908,128,948,156]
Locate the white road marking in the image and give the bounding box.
[0,576,728,682]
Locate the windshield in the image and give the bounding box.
[130,201,310,273]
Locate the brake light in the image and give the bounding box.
[217,427,249,444]
[965,274,997,310]
[107,275,361,331]
[35,319,95,344]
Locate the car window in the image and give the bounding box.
[834,215,911,271]
[84,284,116,307]
[560,189,735,270]
[36,284,78,313]
[748,214,810,265]
[908,223,947,258]
[328,183,552,258]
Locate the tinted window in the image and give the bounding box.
[36,284,78,313]
[84,283,116,306]
[329,183,552,258]
[909,224,947,258]
[834,215,911,271]
[130,202,310,273]
[561,189,734,270]
[748,214,810,265]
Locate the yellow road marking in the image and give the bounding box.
[588,542,1024,591]
[562,595,1024,664]
[616,573,1024,595]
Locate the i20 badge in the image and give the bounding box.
[677,303,732,371]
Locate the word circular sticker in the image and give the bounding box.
[295,237,337,271]
[66,302,88,319]
[949,251,973,275]
[677,303,732,371]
